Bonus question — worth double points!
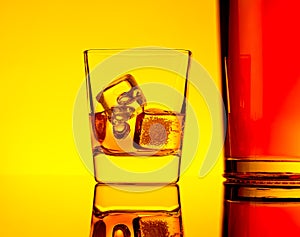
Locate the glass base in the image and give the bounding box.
[93,153,180,184]
[225,157,300,180]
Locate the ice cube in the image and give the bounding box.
[117,87,146,106]
[95,74,146,141]
[109,106,133,139]
[113,122,130,139]
[110,106,135,125]
[134,108,184,151]
[132,87,146,105]
[96,74,146,112]
[117,91,136,105]
[148,123,167,146]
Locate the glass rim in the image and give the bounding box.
[83,48,192,55]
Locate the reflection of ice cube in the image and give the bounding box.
[133,215,181,237]
[92,220,106,237]
[91,217,134,237]
[113,224,131,237]
[134,108,184,150]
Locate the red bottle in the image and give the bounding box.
[220,0,300,180]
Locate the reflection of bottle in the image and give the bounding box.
[90,184,183,237]
[220,0,300,179]
[223,182,300,237]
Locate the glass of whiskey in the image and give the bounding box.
[90,184,183,237]
[84,48,191,184]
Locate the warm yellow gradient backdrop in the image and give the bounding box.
[0,0,222,175]
[0,0,224,236]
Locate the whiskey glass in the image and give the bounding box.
[84,48,191,184]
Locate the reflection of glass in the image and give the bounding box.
[84,49,191,184]
[220,0,300,179]
[90,184,183,237]
[223,182,300,237]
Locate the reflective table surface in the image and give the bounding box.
[1,169,224,237]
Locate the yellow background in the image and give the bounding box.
[0,0,224,236]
